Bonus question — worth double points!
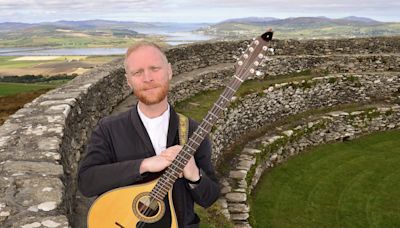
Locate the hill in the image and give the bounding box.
[0,20,208,48]
[196,16,400,39]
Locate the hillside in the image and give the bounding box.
[0,20,208,48]
[196,16,400,39]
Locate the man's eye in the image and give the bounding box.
[151,67,161,71]
[132,71,142,77]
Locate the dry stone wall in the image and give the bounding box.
[220,106,400,227]
[0,36,399,227]
[211,72,400,163]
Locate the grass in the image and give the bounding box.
[250,130,400,228]
[0,79,71,124]
[0,35,166,48]
[175,70,314,122]
[0,55,119,69]
[0,82,64,97]
[195,204,234,228]
[0,56,51,68]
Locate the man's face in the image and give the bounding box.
[125,46,172,105]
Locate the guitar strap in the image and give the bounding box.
[177,113,189,146]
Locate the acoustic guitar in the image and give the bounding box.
[87,30,274,228]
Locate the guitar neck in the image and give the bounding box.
[150,31,274,201]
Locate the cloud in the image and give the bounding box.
[0,0,399,23]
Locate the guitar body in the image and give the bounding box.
[88,178,178,228]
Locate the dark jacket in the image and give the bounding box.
[78,104,220,227]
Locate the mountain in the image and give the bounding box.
[341,16,381,24]
[0,22,33,31]
[0,20,211,48]
[220,17,278,24]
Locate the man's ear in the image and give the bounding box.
[168,63,173,80]
[125,75,133,90]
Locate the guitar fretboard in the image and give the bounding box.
[150,31,273,201]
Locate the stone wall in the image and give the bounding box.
[211,72,400,163]
[0,59,127,227]
[168,54,400,105]
[220,106,400,227]
[0,36,399,227]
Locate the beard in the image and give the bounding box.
[134,82,169,105]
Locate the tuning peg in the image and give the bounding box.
[250,68,255,74]
[243,54,249,59]
[254,40,259,45]
[254,61,259,66]
[258,53,264,59]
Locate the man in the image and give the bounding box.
[78,42,220,227]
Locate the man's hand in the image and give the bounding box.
[183,156,200,182]
[139,145,181,173]
[139,145,200,182]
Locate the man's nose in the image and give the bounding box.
[142,69,154,82]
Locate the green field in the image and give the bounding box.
[0,56,50,68]
[250,130,400,228]
[0,35,165,49]
[0,82,63,96]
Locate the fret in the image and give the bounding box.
[208,111,218,119]
[202,118,213,128]
[220,95,230,102]
[185,144,196,153]
[155,182,169,194]
[227,86,236,93]
[234,75,244,82]
[153,184,167,195]
[168,166,181,176]
[150,192,163,201]
[214,103,224,111]
[173,156,186,167]
[183,152,193,160]
[190,139,200,146]
[193,132,203,139]
[163,173,177,183]
[156,178,169,188]
[151,185,162,196]
[198,125,208,133]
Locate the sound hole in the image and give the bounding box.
[137,195,160,218]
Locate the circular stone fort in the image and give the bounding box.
[0,36,399,227]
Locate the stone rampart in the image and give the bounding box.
[220,106,400,227]
[0,36,399,227]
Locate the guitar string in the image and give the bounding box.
[149,62,254,198]
[135,37,271,227]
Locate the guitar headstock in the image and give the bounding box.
[234,30,274,79]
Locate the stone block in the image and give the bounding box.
[225,192,246,202]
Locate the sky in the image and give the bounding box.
[0,0,399,23]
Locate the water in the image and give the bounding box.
[0,30,216,56]
[0,47,127,56]
[164,32,215,45]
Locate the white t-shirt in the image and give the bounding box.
[137,104,170,155]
